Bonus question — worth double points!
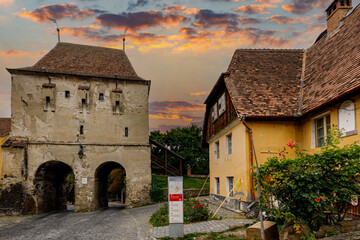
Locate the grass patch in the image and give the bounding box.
[152,175,209,190]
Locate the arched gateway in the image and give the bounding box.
[0,42,151,215]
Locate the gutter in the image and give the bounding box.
[241,117,256,201]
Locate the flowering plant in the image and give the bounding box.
[149,197,213,227]
[256,129,360,230]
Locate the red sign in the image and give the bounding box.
[169,194,183,201]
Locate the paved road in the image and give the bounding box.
[0,204,162,240]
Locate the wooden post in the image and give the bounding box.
[179,158,183,176]
[165,149,168,175]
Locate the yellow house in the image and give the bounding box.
[0,118,11,175]
[202,0,360,210]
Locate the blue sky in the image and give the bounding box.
[0,0,359,131]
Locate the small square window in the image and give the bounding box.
[65,91,70,98]
[99,93,104,101]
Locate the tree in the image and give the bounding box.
[108,169,126,197]
[150,125,209,175]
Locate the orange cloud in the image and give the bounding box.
[0,49,29,56]
[164,5,186,13]
[16,3,97,23]
[267,15,312,24]
[234,4,277,14]
[183,8,200,15]
[190,92,208,96]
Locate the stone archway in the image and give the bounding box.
[34,161,74,213]
[94,161,126,209]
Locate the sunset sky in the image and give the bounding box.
[0,0,358,132]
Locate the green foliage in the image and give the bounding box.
[64,172,75,203]
[256,132,360,231]
[150,197,213,227]
[108,168,126,197]
[150,125,209,174]
[152,174,210,190]
[150,189,164,202]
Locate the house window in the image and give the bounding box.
[215,177,220,195]
[227,177,234,197]
[211,104,218,122]
[316,115,331,147]
[215,141,220,159]
[226,133,232,155]
[338,100,356,136]
[218,93,226,116]
[65,91,70,98]
[99,93,104,101]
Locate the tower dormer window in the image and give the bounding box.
[99,93,104,101]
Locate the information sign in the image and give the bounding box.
[168,176,184,224]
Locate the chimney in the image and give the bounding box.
[326,0,352,34]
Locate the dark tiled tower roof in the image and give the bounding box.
[8,42,143,80]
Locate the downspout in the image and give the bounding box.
[241,118,256,201]
[241,117,265,240]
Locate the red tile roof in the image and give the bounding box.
[302,5,360,113]
[224,49,304,117]
[2,137,28,148]
[210,4,360,119]
[7,42,144,81]
[0,118,11,137]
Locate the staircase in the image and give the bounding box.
[150,139,184,176]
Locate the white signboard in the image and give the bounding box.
[82,177,88,184]
[168,176,183,223]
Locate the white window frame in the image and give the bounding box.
[226,176,234,197]
[211,103,218,122]
[312,113,330,148]
[218,93,226,116]
[338,100,356,136]
[226,133,232,155]
[215,177,220,195]
[214,141,220,159]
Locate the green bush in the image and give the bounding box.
[150,197,213,227]
[257,134,360,230]
[150,189,164,202]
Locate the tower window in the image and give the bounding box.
[99,93,104,101]
[80,125,84,135]
[65,91,70,98]
[125,127,128,137]
[46,96,50,109]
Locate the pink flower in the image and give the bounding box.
[309,152,314,156]
[287,139,296,148]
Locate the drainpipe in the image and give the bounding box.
[241,117,265,240]
[241,118,256,201]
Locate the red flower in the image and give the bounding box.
[315,198,321,202]
[287,139,296,148]
[320,196,326,200]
